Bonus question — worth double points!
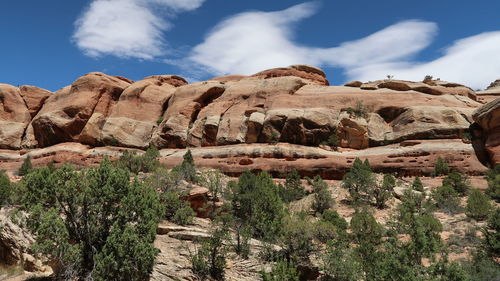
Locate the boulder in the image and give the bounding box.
[0,84,31,149]
[29,73,131,147]
[99,75,186,148]
[337,113,369,149]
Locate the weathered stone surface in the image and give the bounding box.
[251,64,329,85]
[472,98,500,166]
[152,81,226,148]
[18,86,52,118]
[29,73,131,147]
[360,79,477,100]
[0,84,31,149]
[99,75,185,148]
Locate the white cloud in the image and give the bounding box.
[187,2,500,88]
[347,32,500,89]
[188,3,436,76]
[73,0,205,59]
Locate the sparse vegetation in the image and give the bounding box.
[156,115,164,125]
[412,176,424,192]
[261,259,300,281]
[433,157,450,177]
[432,184,462,214]
[466,189,492,220]
[114,146,160,174]
[172,150,199,183]
[0,170,12,207]
[22,159,164,280]
[311,175,333,214]
[486,165,500,202]
[343,100,368,118]
[423,75,434,82]
[17,155,33,176]
[278,169,305,203]
[443,171,470,195]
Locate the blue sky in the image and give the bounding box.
[1,0,500,91]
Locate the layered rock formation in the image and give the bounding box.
[1,66,498,177]
[472,97,500,166]
[477,79,500,103]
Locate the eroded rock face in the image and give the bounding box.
[0,84,31,149]
[472,98,500,166]
[28,73,131,147]
[360,79,477,100]
[251,65,329,86]
[99,75,186,148]
[477,79,500,103]
[19,86,52,118]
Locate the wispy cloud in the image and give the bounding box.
[185,2,500,88]
[73,0,205,59]
[346,32,500,89]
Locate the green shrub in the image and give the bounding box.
[370,174,395,209]
[485,165,500,202]
[0,170,12,207]
[230,171,285,241]
[323,240,362,281]
[350,209,383,246]
[443,171,470,195]
[412,176,424,192]
[114,147,160,174]
[433,157,450,177]
[432,185,462,214]
[321,210,348,231]
[191,218,229,280]
[22,160,164,280]
[173,205,196,226]
[466,189,492,221]
[483,208,500,259]
[17,155,33,176]
[281,214,315,262]
[342,158,376,204]
[172,150,198,183]
[278,169,305,203]
[261,259,300,281]
[311,175,333,214]
[322,133,339,148]
[343,100,368,118]
[156,116,164,125]
[163,191,195,225]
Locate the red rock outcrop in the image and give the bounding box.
[27,72,131,147]
[0,65,492,177]
[0,84,31,149]
[472,98,500,166]
[99,75,187,148]
[477,79,500,104]
[18,86,52,118]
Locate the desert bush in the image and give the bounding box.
[483,207,500,259]
[172,150,198,183]
[278,169,305,203]
[323,239,362,281]
[114,147,160,174]
[163,191,195,225]
[466,189,492,221]
[230,171,285,241]
[370,174,395,209]
[350,209,383,246]
[191,217,230,280]
[432,185,462,214]
[342,158,376,204]
[443,171,470,195]
[17,155,33,176]
[0,170,12,207]
[311,175,333,214]
[343,100,368,118]
[412,176,424,192]
[485,165,500,202]
[22,160,164,280]
[433,157,450,177]
[281,214,315,262]
[261,259,300,281]
[321,209,348,231]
